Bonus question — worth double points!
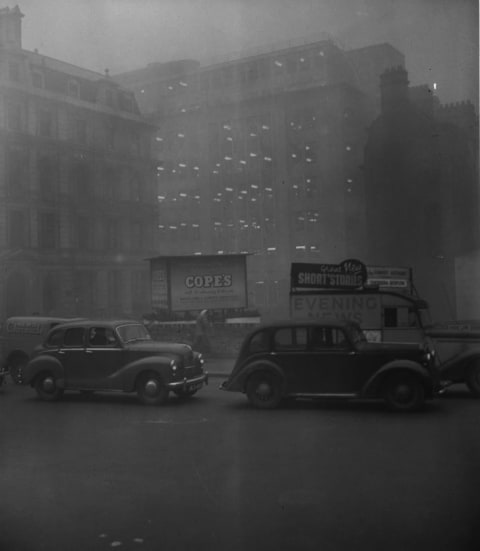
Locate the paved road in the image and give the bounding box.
[1,374,479,551]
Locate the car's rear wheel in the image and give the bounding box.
[35,372,64,401]
[246,371,282,409]
[384,372,425,412]
[137,373,169,405]
[466,360,480,397]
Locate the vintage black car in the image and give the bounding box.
[220,320,438,411]
[22,319,208,405]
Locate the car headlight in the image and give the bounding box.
[170,360,177,371]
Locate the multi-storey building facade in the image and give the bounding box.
[115,39,404,317]
[0,6,158,319]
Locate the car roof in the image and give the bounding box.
[49,319,142,330]
[254,319,359,330]
[6,316,78,324]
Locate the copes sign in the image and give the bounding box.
[291,259,367,290]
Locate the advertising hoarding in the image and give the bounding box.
[150,255,247,312]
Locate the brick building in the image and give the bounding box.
[115,39,404,318]
[0,6,158,319]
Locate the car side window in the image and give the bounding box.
[63,327,85,347]
[273,327,307,351]
[310,327,330,349]
[88,327,116,347]
[332,328,350,349]
[248,330,269,354]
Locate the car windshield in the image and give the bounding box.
[116,323,152,343]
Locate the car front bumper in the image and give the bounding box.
[167,372,208,391]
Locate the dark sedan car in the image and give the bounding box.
[23,319,208,405]
[220,320,438,411]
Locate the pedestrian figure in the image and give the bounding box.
[194,309,211,353]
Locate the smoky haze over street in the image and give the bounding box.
[18,0,478,108]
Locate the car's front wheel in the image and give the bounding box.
[383,372,425,412]
[35,372,64,401]
[137,373,169,405]
[466,360,480,397]
[246,370,282,409]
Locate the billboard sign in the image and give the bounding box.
[366,265,412,292]
[150,255,248,312]
[291,259,367,290]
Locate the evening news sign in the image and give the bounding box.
[150,255,247,312]
[291,294,381,327]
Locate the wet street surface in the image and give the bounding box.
[1,373,479,551]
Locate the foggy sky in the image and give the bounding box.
[16,0,479,108]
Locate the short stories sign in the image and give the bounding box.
[291,259,367,290]
[150,255,248,312]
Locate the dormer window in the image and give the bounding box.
[67,79,80,98]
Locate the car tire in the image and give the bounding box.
[35,372,64,402]
[466,360,480,397]
[384,372,425,412]
[137,373,169,406]
[246,370,282,409]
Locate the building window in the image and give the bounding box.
[107,219,120,250]
[77,216,92,250]
[8,62,20,82]
[74,118,87,144]
[38,212,59,249]
[131,222,142,250]
[108,271,122,312]
[70,161,93,201]
[8,210,28,248]
[32,71,44,88]
[106,125,115,150]
[37,156,59,199]
[67,79,80,98]
[6,101,23,132]
[130,132,140,155]
[105,89,115,107]
[6,145,28,197]
[37,108,55,137]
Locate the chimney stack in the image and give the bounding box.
[0,5,23,49]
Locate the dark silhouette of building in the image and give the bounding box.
[363,66,479,319]
[0,6,158,319]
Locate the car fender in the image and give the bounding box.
[23,355,64,386]
[362,359,429,397]
[238,359,286,393]
[119,356,172,391]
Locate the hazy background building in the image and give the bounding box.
[114,40,405,318]
[363,66,479,319]
[0,6,158,319]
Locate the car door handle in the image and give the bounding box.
[58,350,66,355]
[85,349,93,354]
